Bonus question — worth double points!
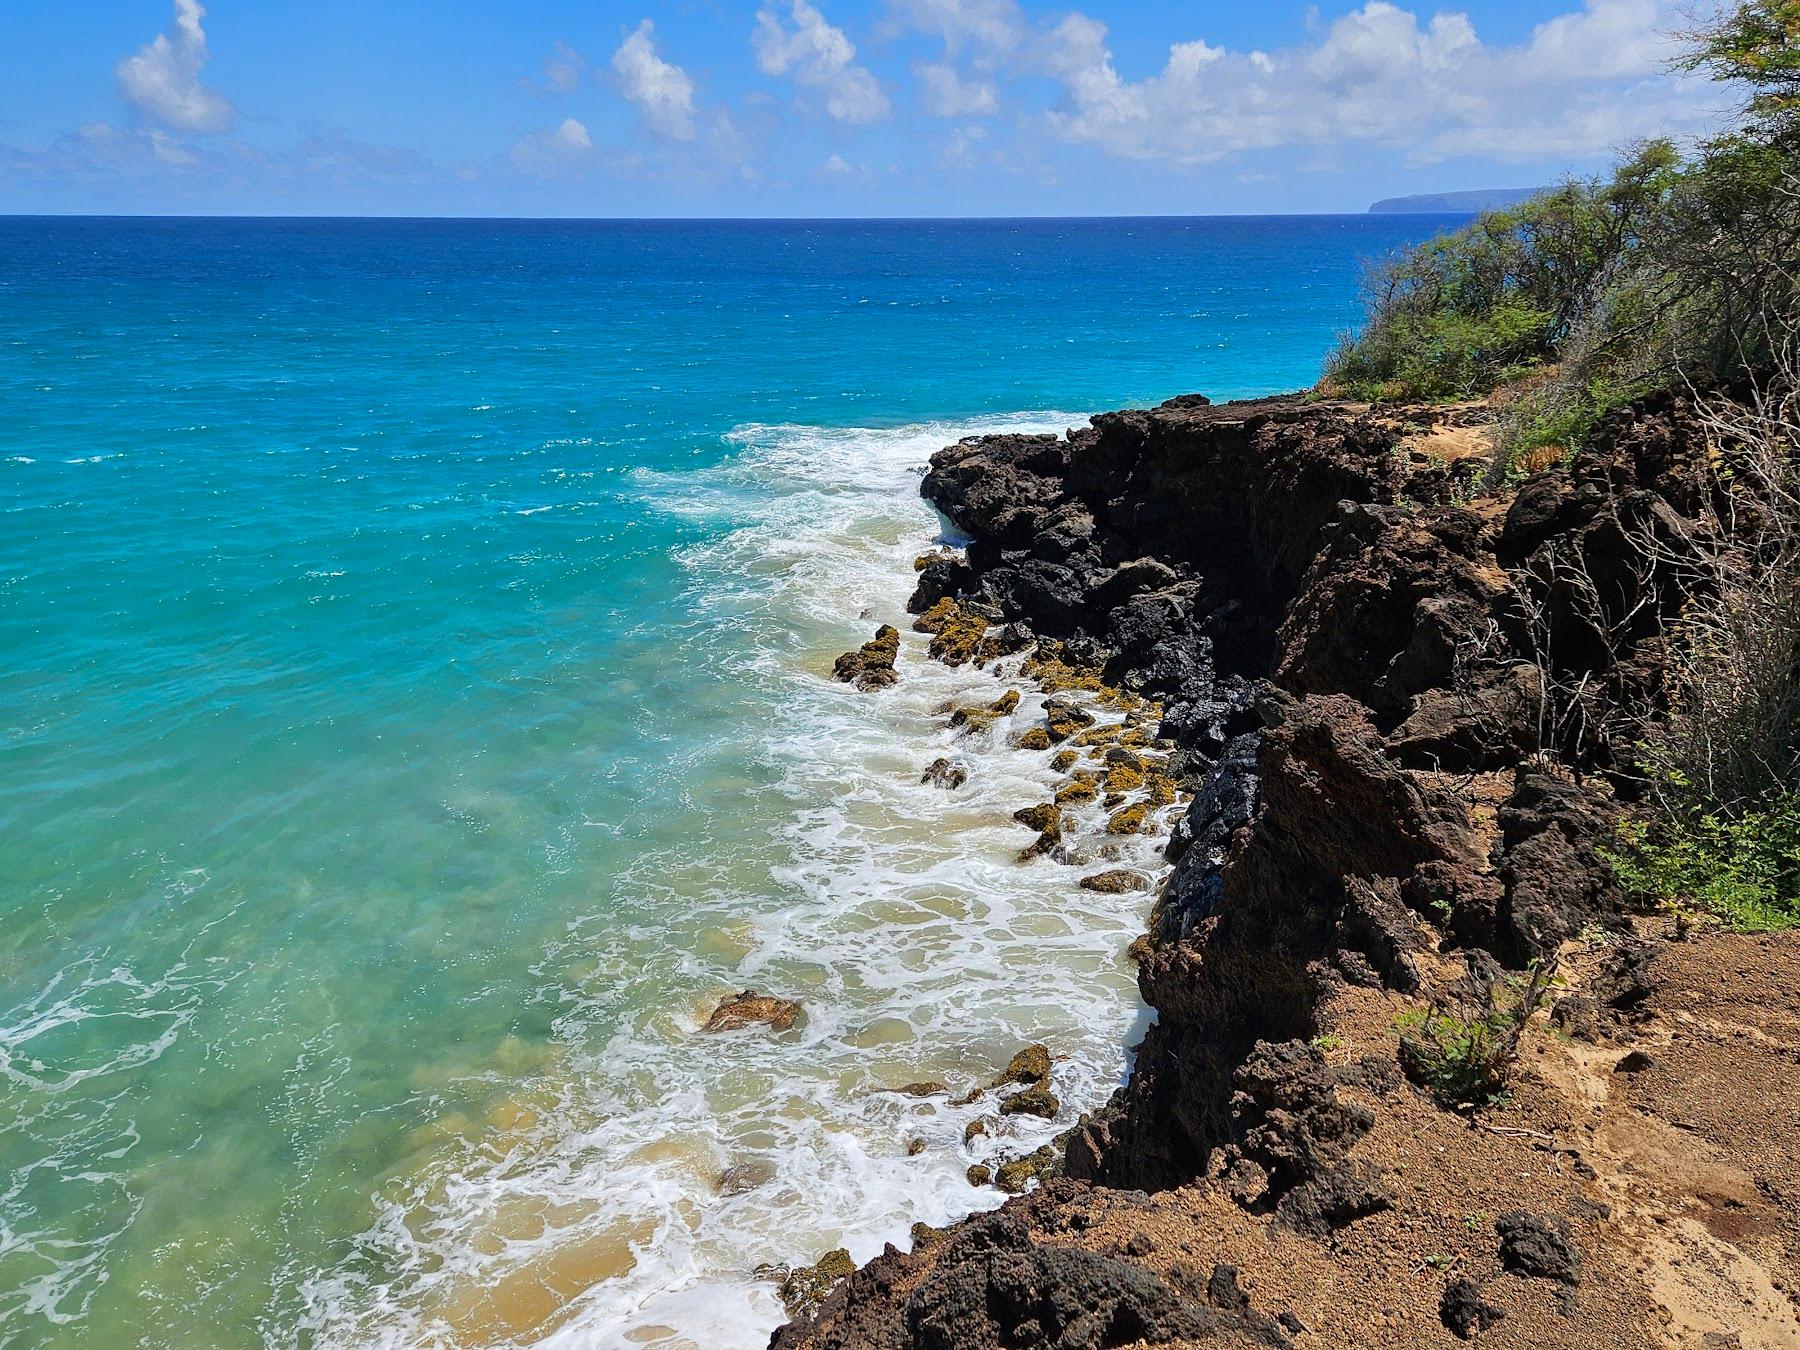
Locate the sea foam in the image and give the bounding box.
[295,412,1170,1349]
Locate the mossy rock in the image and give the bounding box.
[929,611,989,667]
[999,1083,1060,1118]
[964,1116,992,1145]
[910,1222,947,1251]
[1055,780,1098,807]
[989,689,1021,715]
[831,626,900,691]
[1020,647,1108,694]
[1072,724,1121,748]
[967,1163,993,1186]
[779,1248,856,1317]
[1107,803,1149,836]
[950,705,1000,733]
[890,1081,948,1097]
[1080,869,1145,894]
[1013,727,1053,751]
[1049,749,1080,773]
[993,1043,1051,1085]
[1018,829,1060,862]
[911,597,960,634]
[1144,774,1177,807]
[1103,762,1145,793]
[994,1146,1062,1194]
[1043,698,1097,743]
[975,628,1033,664]
[1013,803,1061,832]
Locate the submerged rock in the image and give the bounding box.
[718,1160,776,1195]
[700,990,802,1034]
[832,625,900,691]
[920,757,969,790]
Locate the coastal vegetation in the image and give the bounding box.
[1326,1,1799,467]
[1330,0,1800,934]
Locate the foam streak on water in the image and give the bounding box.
[293,414,1164,1348]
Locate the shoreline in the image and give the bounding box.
[773,390,1800,1348]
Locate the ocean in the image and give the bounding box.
[0,215,1453,1348]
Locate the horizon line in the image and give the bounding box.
[1,208,1482,224]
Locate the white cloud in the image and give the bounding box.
[611,20,697,140]
[916,63,999,116]
[510,117,595,176]
[754,1,891,124]
[824,152,853,173]
[541,41,585,95]
[943,123,988,166]
[884,0,1025,56]
[116,0,236,134]
[1041,0,1717,166]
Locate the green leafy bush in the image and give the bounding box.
[1606,793,1800,931]
[1396,966,1553,1108]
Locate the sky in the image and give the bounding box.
[0,0,1732,217]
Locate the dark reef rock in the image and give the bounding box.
[770,1209,1289,1350]
[833,625,901,690]
[774,388,1715,1347]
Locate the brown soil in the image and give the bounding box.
[779,923,1800,1348]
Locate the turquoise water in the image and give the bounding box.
[0,216,1450,1348]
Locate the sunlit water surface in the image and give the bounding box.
[0,215,1455,1347]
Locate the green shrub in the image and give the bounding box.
[1396,965,1553,1108]
[1605,792,1800,931]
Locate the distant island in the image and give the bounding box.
[1368,187,1542,213]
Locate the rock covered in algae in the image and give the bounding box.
[992,1043,1051,1086]
[700,990,802,1034]
[1055,779,1098,806]
[1080,869,1146,894]
[778,1247,856,1317]
[913,597,989,666]
[1042,697,1097,743]
[1106,802,1149,835]
[999,1083,1060,1119]
[831,625,900,691]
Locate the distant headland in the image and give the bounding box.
[1368,187,1542,213]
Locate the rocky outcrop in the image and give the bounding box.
[833,625,901,690]
[774,390,1732,1348]
[701,990,801,1034]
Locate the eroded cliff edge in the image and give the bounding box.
[774,392,1800,1349]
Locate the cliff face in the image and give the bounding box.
[773,392,1800,1349]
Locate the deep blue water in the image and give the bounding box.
[0,215,1454,1348]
